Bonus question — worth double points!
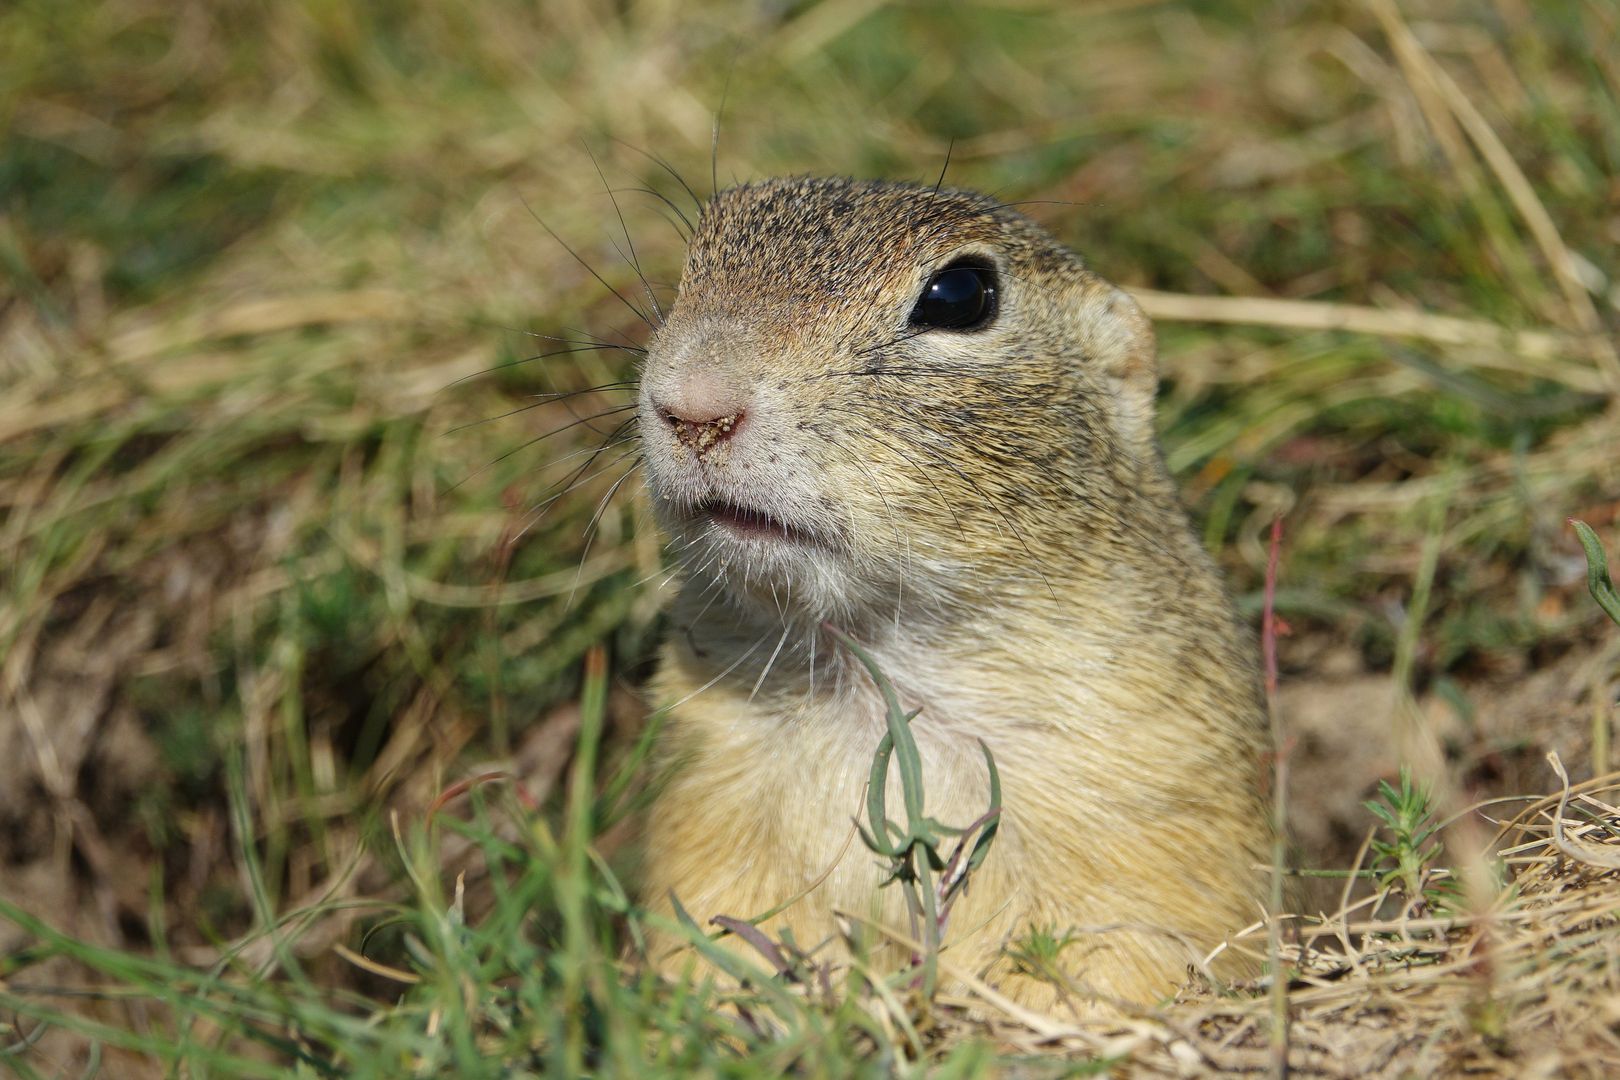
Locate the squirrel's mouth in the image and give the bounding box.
[696,498,819,546]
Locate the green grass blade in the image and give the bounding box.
[865,730,898,857]
[1572,520,1620,627]
[824,626,928,837]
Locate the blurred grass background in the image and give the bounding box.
[2,0,1618,1073]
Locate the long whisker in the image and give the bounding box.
[667,630,773,711]
[562,323,650,360]
[813,366,992,381]
[748,622,793,703]
[711,50,739,199]
[442,385,636,434]
[817,429,908,554]
[502,327,647,355]
[538,416,640,486]
[521,198,655,330]
[516,442,644,541]
[491,415,637,505]
[816,427,913,623]
[535,434,641,476]
[445,407,636,494]
[621,186,693,239]
[609,136,704,218]
[568,457,645,607]
[586,142,664,325]
[932,138,955,196]
[481,403,637,461]
[444,342,636,389]
[838,419,968,541]
[686,563,731,624]
[580,456,644,544]
[883,417,1059,602]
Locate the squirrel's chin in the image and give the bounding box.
[670,525,865,615]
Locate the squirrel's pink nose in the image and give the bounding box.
[652,370,750,457]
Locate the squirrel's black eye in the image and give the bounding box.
[908,259,997,332]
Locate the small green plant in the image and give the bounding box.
[1364,767,1453,912]
[1571,520,1620,628]
[1004,925,1081,988]
[825,625,1001,1003]
[1571,520,1618,774]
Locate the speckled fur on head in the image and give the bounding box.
[636,175,1268,1008]
[641,177,1174,631]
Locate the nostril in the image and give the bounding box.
[655,403,746,456]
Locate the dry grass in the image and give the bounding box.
[905,768,1620,1077]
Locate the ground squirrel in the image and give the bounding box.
[634,176,1268,1006]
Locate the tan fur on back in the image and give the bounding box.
[633,177,1267,1008]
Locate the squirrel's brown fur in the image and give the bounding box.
[634,176,1268,1006]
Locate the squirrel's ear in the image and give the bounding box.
[1072,279,1160,454]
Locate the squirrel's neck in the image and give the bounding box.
[668,517,1234,710]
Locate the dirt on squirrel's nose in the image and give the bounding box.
[659,404,746,457]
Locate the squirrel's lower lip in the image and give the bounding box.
[696,499,816,545]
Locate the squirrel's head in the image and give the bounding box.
[639,176,1167,628]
